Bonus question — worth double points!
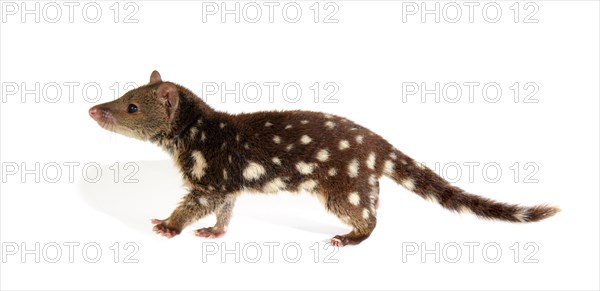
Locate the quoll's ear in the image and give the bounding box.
[149,70,162,84]
[156,83,179,120]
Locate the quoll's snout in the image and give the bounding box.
[88,106,99,119]
[88,105,113,126]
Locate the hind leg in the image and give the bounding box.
[195,195,236,238]
[327,189,378,247]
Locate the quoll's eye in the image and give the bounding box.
[127,104,138,113]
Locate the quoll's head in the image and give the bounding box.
[88,71,181,140]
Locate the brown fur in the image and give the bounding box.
[89,71,559,246]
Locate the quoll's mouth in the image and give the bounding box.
[88,106,116,131]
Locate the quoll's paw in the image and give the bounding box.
[194,227,227,239]
[151,219,181,238]
[330,235,349,247]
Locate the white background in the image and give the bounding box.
[1,1,598,290]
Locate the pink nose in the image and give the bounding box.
[89,107,100,119]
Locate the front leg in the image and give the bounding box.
[151,190,225,238]
[195,195,237,238]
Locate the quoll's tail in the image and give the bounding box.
[384,150,559,222]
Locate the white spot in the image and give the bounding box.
[191,151,208,179]
[347,159,359,178]
[286,144,294,151]
[189,127,198,139]
[301,120,309,124]
[316,149,330,162]
[220,122,226,128]
[273,135,281,144]
[197,197,209,207]
[262,178,286,193]
[285,124,293,129]
[300,135,312,144]
[328,168,337,176]
[296,161,316,175]
[389,152,397,160]
[383,160,395,175]
[368,174,377,186]
[235,134,240,142]
[400,159,408,165]
[366,152,376,170]
[243,162,266,181]
[355,135,364,144]
[350,127,358,131]
[244,143,250,150]
[362,208,370,219]
[459,205,473,215]
[426,194,439,205]
[401,178,415,191]
[339,140,350,150]
[272,157,281,165]
[221,142,227,150]
[415,161,426,169]
[201,132,207,142]
[323,113,334,118]
[514,209,528,222]
[348,192,360,206]
[325,121,336,129]
[228,155,232,163]
[223,169,228,180]
[298,179,318,192]
[265,121,273,127]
